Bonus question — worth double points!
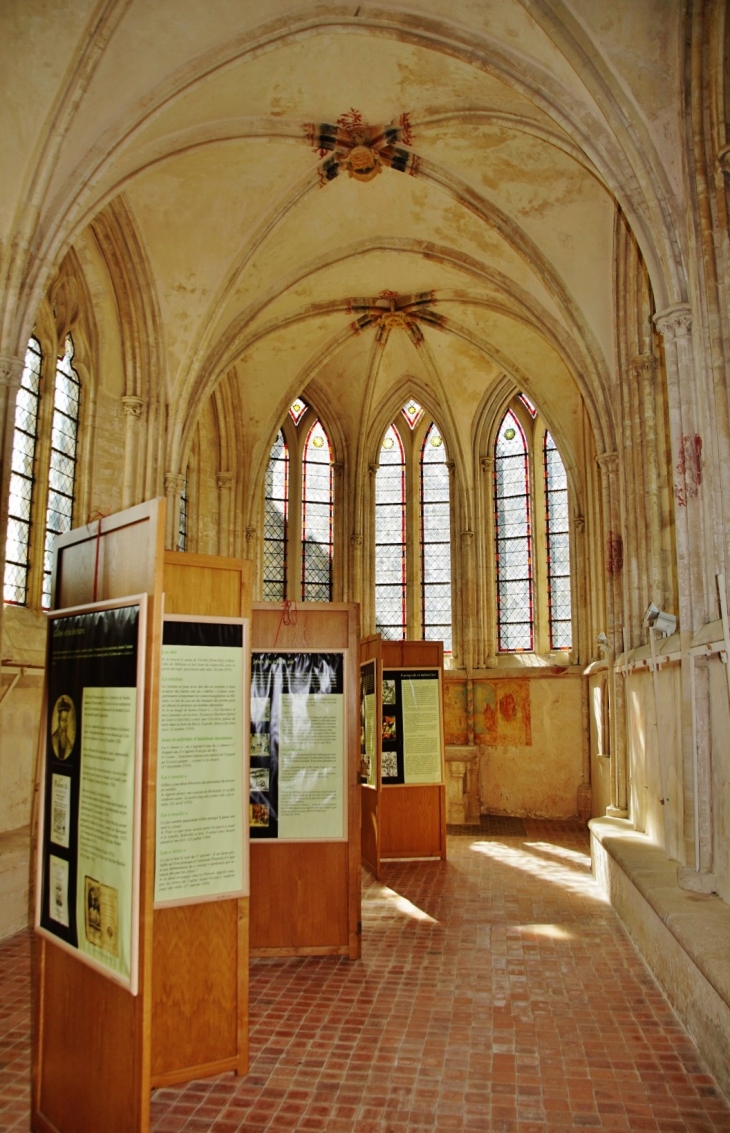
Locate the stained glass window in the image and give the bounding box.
[402,399,423,430]
[494,410,533,651]
[544,431,572,649]
[4,338,42,604]
[301,419,333,601]
[519,392,537,418]
[420,423,452,651]
[42,336,81,609]
[375,425,406,639]
[289,399,307,425]
[263,430,288,600]
[178,472,188,552]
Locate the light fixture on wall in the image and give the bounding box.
[643,602,677,637]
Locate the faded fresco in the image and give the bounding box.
[474,680,532,746]
[443,679,468,746]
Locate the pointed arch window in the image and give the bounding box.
[301,419,333,600]
[375,425,407,639]
[42,335,81,608]
[494,409,533,651]
[420,422,452,651]
[544,431,572,649]
[263,430,289,601]
[4,337,42,604]
[178,471,189,552]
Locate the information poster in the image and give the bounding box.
[37,597,145,993]
[250,652,345,840]
[381,669,443,785]
[155,617,247,906]
[360,661,377,786]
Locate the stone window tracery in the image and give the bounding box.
[4,338,42,605]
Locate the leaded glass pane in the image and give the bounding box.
[263,431,288,601]
[43,336,80,609]
[302,419,333,601]
[375,425,406,639]
[4,337,42,604]
[544,431,572,650]
[178,473,188,551]
[494,410,533,651]
[420,422,452,651]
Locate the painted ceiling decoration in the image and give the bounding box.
[306,109,419,184]
[347,290,445,345]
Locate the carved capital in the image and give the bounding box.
[368,462,379,478]
[461,529,475,544]
[596,451,619,476]
[445,460,455,475]
[716,144,730,181]
[481,456,494,473]
[332,461,344,477]
[631,353,658,385]
[217,472,233,491]
[245,526,258,544]
[574,513,586,533]
[350,532,364,548]
[164,473,186,497]
[0,354,24,390]
[654,304,692,342]
[122,395,145,419]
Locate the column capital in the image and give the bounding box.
[332,461,344,477]
[350,532,364,548]
[596,450,619,475]
[121,395,145,418]
[480,456,493,473]
[461,529,475,544]
[164,473,186,496]
[0,354,24,390]
[631,353,658,385]
[217,471,233,491]
[368,463,379,478]
[654,304,692,341]
[716,143,730,180]
[245,526,258,544]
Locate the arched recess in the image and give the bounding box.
[247,386,345,602]
[363,381,465,662]
[473,374,593,668]
[89,195,164,507]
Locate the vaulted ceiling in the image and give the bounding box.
[3,1,686,478]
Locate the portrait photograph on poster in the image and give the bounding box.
[35,595,147,994]
[250,652,345,840]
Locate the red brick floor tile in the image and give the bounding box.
[2,824,730,1132]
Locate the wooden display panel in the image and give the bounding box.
[32,512,253,1133]
[151,552,251,1086]
[359,635,447,879]
[250,603,361,959]
[33,500,165,1133]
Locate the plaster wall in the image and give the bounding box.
[587,668,611,819]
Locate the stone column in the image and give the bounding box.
[481,456,497,667]
[459,528,475,671]
[632,354,665,608]
[164,473,186,551]
[0,355,23,648]
[655,305,715,889]
[217,472,233,557]
[121,396,145,510]
[596,450,628,818]
[332,461,344,600]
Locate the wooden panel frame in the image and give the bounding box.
[359,635,447,878]
[32,512,253,1133]
[250,603,361,959]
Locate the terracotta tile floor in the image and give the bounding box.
[2,822,729,1131]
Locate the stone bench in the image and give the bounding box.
[590,816,730,1101]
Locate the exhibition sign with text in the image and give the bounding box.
[155,616,248,906]
[250,652,345,840]
[36,597,146,993]
[381,669,443,784]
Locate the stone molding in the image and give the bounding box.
[121,395,145,418]
[164,473,186,495]
[0,355,24,390]
[596,451,619,475]
[631,353,658,384]
[217,472,233,490]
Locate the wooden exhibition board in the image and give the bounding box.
[249,603,361,959]
[32,503,251,1133]
[151,551,251,1086]
[360,636,447,879]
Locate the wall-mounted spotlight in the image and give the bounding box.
[643,602,677,637]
